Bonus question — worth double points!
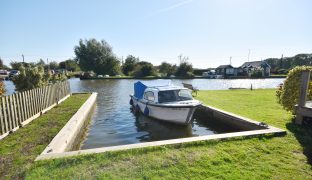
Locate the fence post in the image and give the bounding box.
[0,98,4,134]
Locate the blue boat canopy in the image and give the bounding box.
[134,80,171,99]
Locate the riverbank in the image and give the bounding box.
[26,89,312,179]
[0,94,90,179]
[79,75,286,80]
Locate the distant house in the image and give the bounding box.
[215,65,235,77]
[240,61,271,77]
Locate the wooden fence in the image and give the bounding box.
[0,81,70,137]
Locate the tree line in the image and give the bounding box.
[0,38,195,93]
[265,54,312,74]
[75,38,194,78]
[0,38,195,78]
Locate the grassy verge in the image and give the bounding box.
[26,89,312,179]
[0,94,90,179]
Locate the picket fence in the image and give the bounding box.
[0,81,70,137]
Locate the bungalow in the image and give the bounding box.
[240,61,271,77]
[215,65,235,77]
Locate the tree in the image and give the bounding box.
[122,55,139,75]
[0,57,4,69]
[10,62,24,70]
[265,53,312,74]
[131,61,156,77]
[49,61,59,70]
[37,59,45,66]
[12,64,51,91]
[59,59,80,72]
[74,38,121,75]
[175,56,194,77]
[159,61,176,76]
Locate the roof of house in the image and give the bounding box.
[240,61,271,68]
[216,65,233,69]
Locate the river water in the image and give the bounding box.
[3,78,285,149]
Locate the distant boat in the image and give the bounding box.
[130,80,201,125]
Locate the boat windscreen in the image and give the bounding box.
[158,89,193,103]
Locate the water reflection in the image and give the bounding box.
[134,113,193,141]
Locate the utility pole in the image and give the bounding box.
[247,49,251,62]
[230,56,232,65]
[22,54,25,63]
[178,54,182,63]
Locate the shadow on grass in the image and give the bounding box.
[286,118,312,166]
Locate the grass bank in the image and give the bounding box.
[0,94,90,179]
[26,89,312,179]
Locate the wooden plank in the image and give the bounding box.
[33,88,38,114]
[52,84,56,104]
[17,93,24,124]
[41,86,46,109]
[13,94,20,126]
[29,89,34,117]
[2,96,9,133]
[18,92,24,123]
[47,85,51,107]
[21,91,28,121]
[43,87,47,109]
[12,94,20,126]
[30,89,35,116]
[43,86,48,109]
[55,83,59,103]
[38,88,43,113]
[26,90,31,117]
[11,95,18,129]
[25,90,31,119]
[7,96,14,131]
[35,88,40,114]
[0,98,5,134]
[299,71,310,107]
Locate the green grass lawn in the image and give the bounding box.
[0,94,90,179]
[26,89,312,179]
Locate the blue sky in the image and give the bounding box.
[1,0,312,68]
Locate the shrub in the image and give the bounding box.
[0,81,5,96]
[276,66,312,112]
[251,70,263,78]
[131,61,156,77]
[50,72,67,83]
[175,61,194,77]
[12,65,51,91]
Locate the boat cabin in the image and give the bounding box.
[134,81,193,104]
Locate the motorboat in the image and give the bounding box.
[130,80,201,124]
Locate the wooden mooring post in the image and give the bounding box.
[295,70,312,125]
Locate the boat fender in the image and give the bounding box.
[134,105,140,115]
[144,106,149,116]
[129,99,133,106]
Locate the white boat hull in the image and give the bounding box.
[131,96,200,124]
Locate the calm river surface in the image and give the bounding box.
[3,78,285,149]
